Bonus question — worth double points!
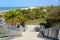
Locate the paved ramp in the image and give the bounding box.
[11,32,44,40]
[25,25,40,32]
[11,25,44,40]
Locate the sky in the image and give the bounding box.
[0,0,60,7]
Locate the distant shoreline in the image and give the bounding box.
[0,6,60,12]
[0,7,37,12]
[0,10,9,12]
[0,7,28,11]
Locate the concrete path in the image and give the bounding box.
[25,25,40,32]
[10,25,45,40]
[11,32,44,40]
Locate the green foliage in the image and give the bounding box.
[3,6,60,25]
[47,6,60,19]
[4,9,25,25]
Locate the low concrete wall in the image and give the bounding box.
[39,25,60,40]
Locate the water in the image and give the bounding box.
[0,7,28,11]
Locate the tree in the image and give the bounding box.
[4,10,16,25]
[4,9,25,26]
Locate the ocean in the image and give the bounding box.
[0,7,28,11]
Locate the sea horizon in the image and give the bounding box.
[0,7,29,11]
[0,5,59,11]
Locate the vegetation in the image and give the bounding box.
[0,6,60,26]
[4,10,25,26]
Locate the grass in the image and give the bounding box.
[39,18,46,23]
[25,18,46,25]
[25,19,40,25]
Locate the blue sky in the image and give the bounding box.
[0,0,60,7]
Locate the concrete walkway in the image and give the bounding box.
[25,25,40,32]
[11,25,45,40]
[11,32,44,40]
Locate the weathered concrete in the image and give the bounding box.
[11,32,45,40]
[25,25,40,32]
[39,24,60,40]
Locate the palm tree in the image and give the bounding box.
[4,9,26,26]
[4,10,16,25]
